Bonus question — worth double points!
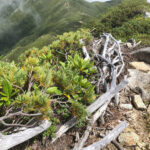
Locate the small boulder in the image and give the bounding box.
[133,95,146,110]
[128,69,150,102]
[120,104,133,110]
[126,42,133,49]
[118,132,140,146]
[129,61,150,72]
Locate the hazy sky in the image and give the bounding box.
[86,0,111,2]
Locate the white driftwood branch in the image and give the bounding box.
[81,121,128,150]
[73,100,110,150]
[52,80,127,143]
[133,40,141,48]
[102,33,110,57]
[80,39,90,60]
[86,80,127,113]
[0,120,51,150]
[0,111,42,128]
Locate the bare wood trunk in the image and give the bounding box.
[0,120,51,150]
[73,100,110,150]
[81,121,128,150]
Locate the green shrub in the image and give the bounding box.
[50,29,92,61]
[85,0,150,45]
[112,17,150,41]
[87,0,146,36]
[15,91,52,119]
[0,29,97,136]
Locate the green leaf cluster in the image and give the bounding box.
[15,91,51,119]
[0,61,27,87]
[68,54,96,75]
[54,54,96,105]
[0,79,19,106]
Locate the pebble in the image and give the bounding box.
[120,104,133,110]
[133,95,146,110]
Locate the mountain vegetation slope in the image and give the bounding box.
[0,0,150,149]
[85,0,150,45]
[0,0,121,61]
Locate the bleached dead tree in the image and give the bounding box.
[0,120,51,150]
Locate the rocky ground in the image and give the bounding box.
[102,47,150,150]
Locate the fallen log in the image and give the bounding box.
[0,120,51,150]
[81,121,128,150]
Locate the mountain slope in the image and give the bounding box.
[0,0,122,61]
[85,0,150,45]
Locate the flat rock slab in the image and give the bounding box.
[118,132,140,146]
[133,95,146,110]
[129,61,150,72]
[128,69,150,102]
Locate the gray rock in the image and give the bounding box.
[120,104,133,110]
[133,95,146,110]
[128,69,150,103]
[131,47,150,64]
[118,132,140,146]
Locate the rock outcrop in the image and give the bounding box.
[131,47,150,64]
[128,69,150,103]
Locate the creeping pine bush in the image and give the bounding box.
[0,29,97,136]
[86,0,150,45]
